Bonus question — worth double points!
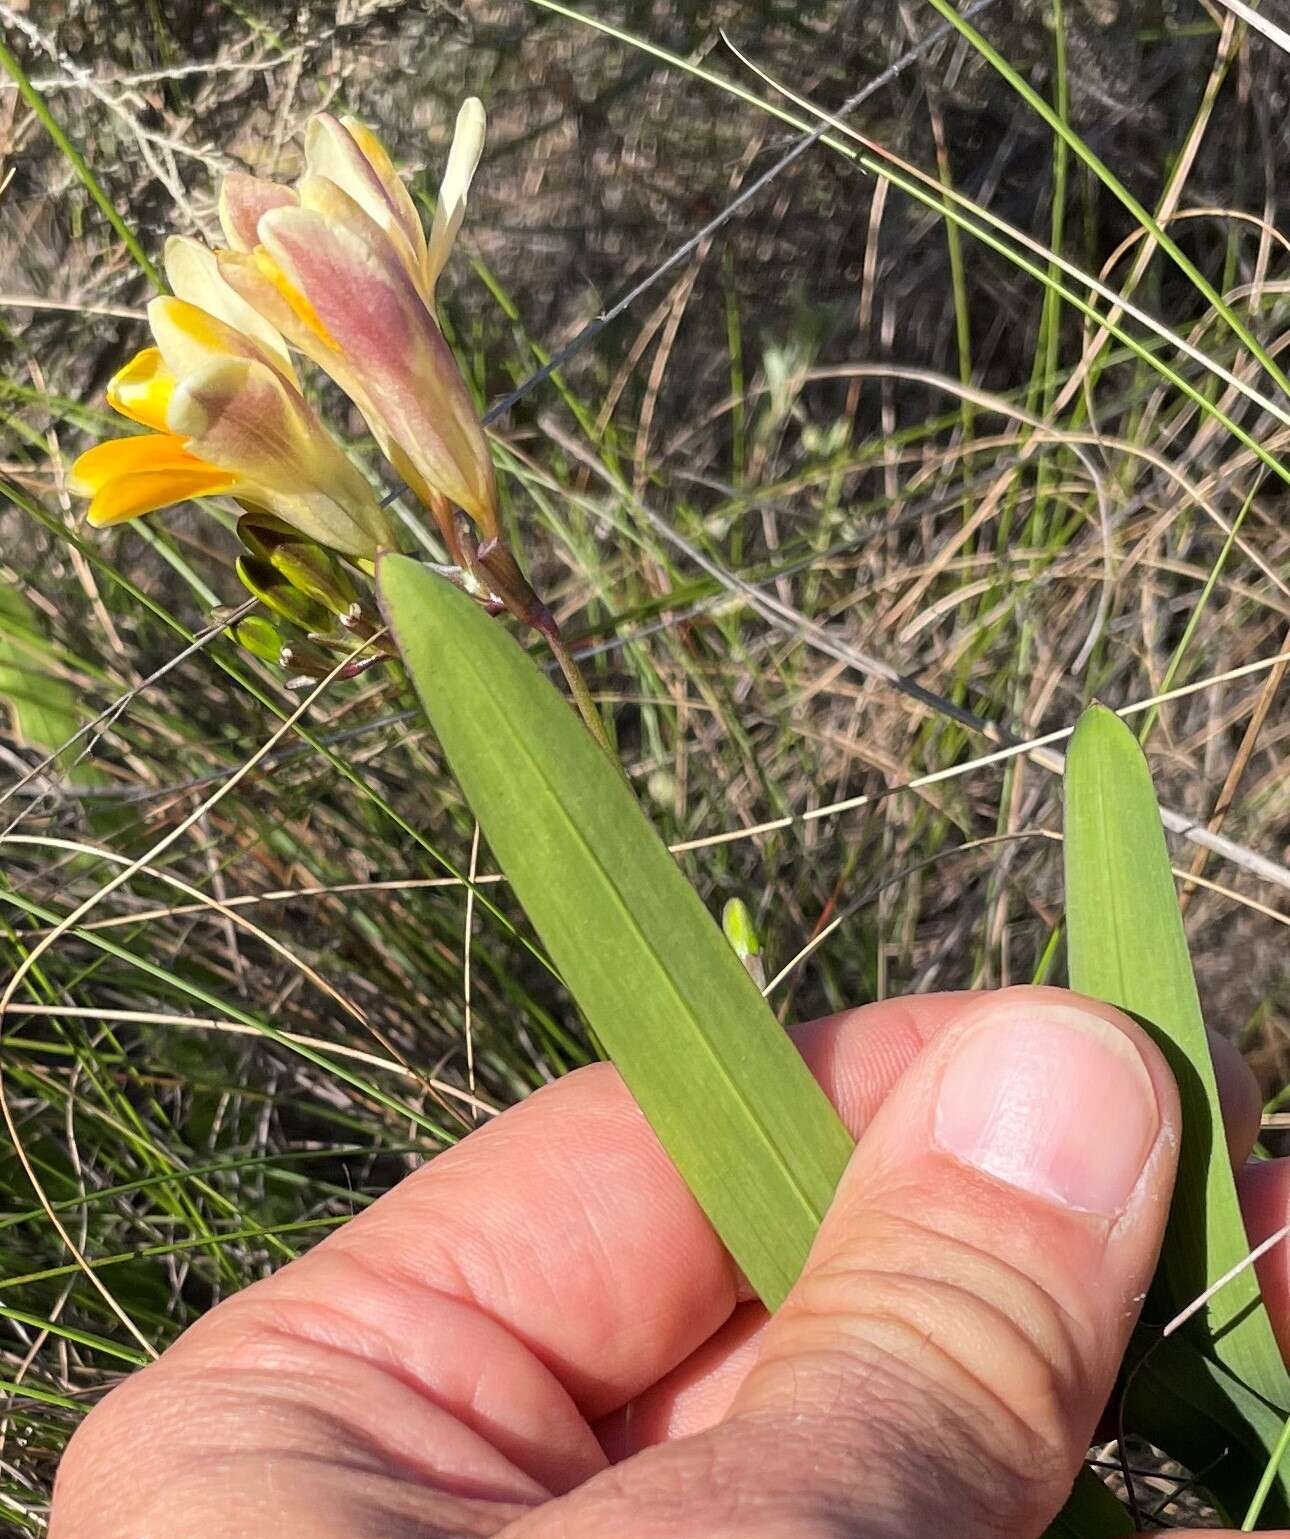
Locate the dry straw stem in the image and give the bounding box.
[540,412,1290,894]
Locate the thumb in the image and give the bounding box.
[513,988,1180,1539]
[732,987,1181,1539]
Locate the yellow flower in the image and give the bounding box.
[215,103,496,553]
[70,238,396,559]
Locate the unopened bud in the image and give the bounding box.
[270,541,361,617]
[721,898,765,988]
[233,613,287,666]
[236,555,331,632]
[279,637,336,681]
[235,509,300,562]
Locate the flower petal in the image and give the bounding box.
[148,294,281,384]
[105,348,176,432]
[85,465,238,526]
[70,431,209,494]
[305,115,424,285]
[218,171,297,252]
[164,236,297,383]
[257,183,497,527]
[341,116,428,268]
[424,98,485,301]
[214,247,338,359]
[167,354,395,556]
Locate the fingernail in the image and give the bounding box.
[933,1004,1159,1216]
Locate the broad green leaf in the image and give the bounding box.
[1064,703,1290,1520]
[379,555,855,1308]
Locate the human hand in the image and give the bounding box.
[50,986,1290,1538]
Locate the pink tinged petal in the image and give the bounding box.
[218,172,297,252]
[166,354,395,557]
[163,236,297,383]
[340,115,428,273]
[214,247,378,448]
[214,249,329,362]
[305,116,423,286]
[147,295,279,382]
[424,98,486,303]
[259,189,497,528]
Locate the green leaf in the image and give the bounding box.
[379,555,855,1308]
[0,582,85,759]
[1064,703,1290,1520]
[1123,1334,1290,1524]
[1043,1468,1132,1539]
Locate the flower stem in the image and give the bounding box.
[547,632,621,770]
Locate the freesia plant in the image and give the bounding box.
[72,102,555,681]
[63,96,1289,1537]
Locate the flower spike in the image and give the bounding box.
[71,295,396,558]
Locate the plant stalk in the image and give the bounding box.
[547,631,619,767]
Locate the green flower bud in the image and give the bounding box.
[721,897,765,987]
[235,509,306,561]
[233,613,287,666]
[236,554,331,632]
[269,541,360,617]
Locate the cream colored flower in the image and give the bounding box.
[215,104,497,552]
[71,239,395,558]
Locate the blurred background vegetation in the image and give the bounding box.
[3,0,1290,1525]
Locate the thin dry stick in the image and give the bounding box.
[1180,624,1290,909]
[0,600,256,820]
[668,650,1290,881]
[26,873,509,935]
[2,834,369,1028]
[1211,0,1290,56]
[1163,1222,1290,1338]
[0,293,145,319]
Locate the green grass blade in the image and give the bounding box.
[379,555,856,1308]
[0,34,164,291]
[1064,704,1290,1514]
[0,1302,148,1367]
[1244,1413,1290,1529]
[921,0,1290,402]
